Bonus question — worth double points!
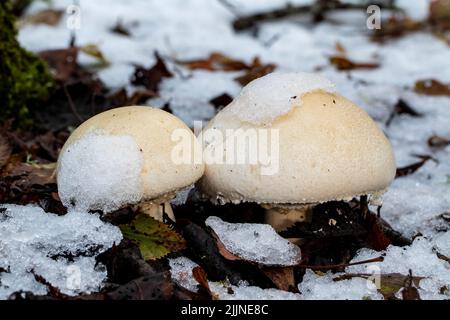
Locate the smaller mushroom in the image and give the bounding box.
[57,106,204,221]
[198,72,396,231]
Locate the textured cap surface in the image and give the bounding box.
[199,85,396,205]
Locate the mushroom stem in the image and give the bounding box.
[263,205,313,232]
[136,201,176,222]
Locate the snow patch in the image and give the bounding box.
[228,72,336,125]
[0,205,122,299]
[168,256,301,300]
[57,133,143,213]
[298,269,383,300]
[205,216,301,266]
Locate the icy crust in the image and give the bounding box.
[228,72,336,125]
[168,256,301,300]
[0,205,122,299]
[57,133,143,213]
[205,216,301,266]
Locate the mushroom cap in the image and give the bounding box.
[57,106,204,212]
[198,74,396,205]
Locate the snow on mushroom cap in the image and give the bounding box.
[57,106,205,213]
[228,72,336,125]
[57,132,143,213]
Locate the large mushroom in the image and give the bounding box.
[198,72,396,231]
[57,106,204,221]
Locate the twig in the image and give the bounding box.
[63,85,84,124]
[297,256,384,269]
[232,1,403,31]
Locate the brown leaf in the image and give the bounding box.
[335,41,347,55]
[429,0,450,29]
[396,155,435,178]
[209,93,233,109]
[131,52,173,92]
[414,79,450,97]
[260,266,297,292]
[365,212,392,251]
[111,20,131,36]
[177,52,249,71]
[0,134,12,168]
[235,60,276,86]
[18,9,64,27]
[329,56,379,71]
[401,270,421,300]
[386,99,422,126]
[428,134,450,149]
[39,47,84,83]
[192,266,216,299]
[372,17,424,41]
[210,231,241,261]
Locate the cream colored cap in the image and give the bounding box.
[57,106,204,212]
[198,73,396,205]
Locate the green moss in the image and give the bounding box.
[0,1,54,126]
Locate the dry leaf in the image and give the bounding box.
[329,56,379,71]
[0,134,12,168]
[131,52,173,92]
[428,135,450,149]
[414,79,450,97]
[80,44,110,66]
[18,9,64,27]
[396,155,434,178]
[177,52,249,71]
[260,266,296,292]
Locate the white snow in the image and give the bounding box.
[205,216,301,266]
[168,256,301,300]
[298,269,383,300]
[168,256,200,293]
[0,204,122,299]
[57,132,143,213]
[228,72,336,125]
[347,237,450,300]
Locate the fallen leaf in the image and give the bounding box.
[18,9,64,27]
[111,20,131,36]
[429,0,450,30]
[235,59,276,86]
[396,155,435,178]
[209,93,233,109]
[0,134,11,168]
[372,17,424,41]
[79,44,110,67]
[119,214,186,260]
[260,266,297,292]
[329,56,379,71]
[414,79,450,97]
[176,52,249,71]
[401,270,421,300]
[131,52,173,91]
[39,47,81,83]
[428,134,450,149]
[386,99,422,126]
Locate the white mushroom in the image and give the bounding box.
[57,106,204,221]
[198,72,396,231]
